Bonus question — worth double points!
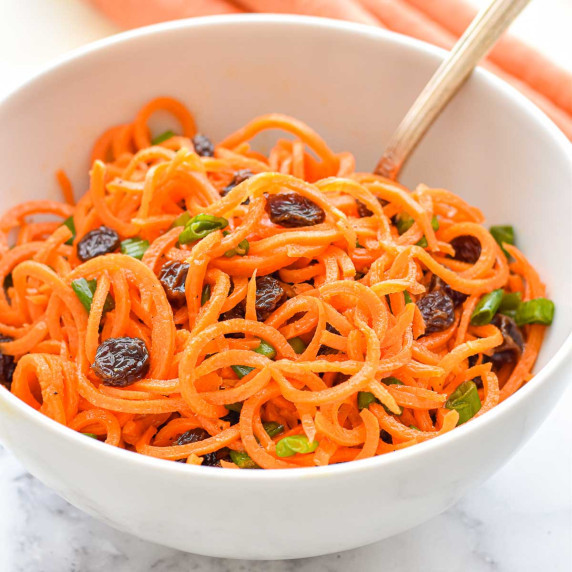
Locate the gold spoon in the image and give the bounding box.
[375,0,531,179]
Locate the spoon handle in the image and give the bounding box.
[374,0,531,179]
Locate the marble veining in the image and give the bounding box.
[1,388,570,572]
[0,2,571,570]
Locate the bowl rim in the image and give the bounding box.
[0,13,571,482]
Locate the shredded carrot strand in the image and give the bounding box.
[1,97,551,469]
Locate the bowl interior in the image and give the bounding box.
[0,15,570,381]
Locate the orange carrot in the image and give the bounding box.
[2,97,550,469]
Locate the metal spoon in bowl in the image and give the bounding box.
[375,0,531,179]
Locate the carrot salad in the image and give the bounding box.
[0,97,554,469]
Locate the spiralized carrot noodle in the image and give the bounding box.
[0,97,553,469]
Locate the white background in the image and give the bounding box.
[0,1,570,571]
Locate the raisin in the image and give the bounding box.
[221,409,241,425]
[76,226,120,262]
[356,200,373,218]
[92,337,150,387]
[318,323,341,356]
[174,428,227,467]
[192,134,215,157]
[0,337,16,390]
[487,314,525,369]
[158,261,189,304]
[219,304,246,338]
[219,276,285,330]
[265,193,325,228]
[221,169,253,197]
[416,290,455,334]
[450,235,482,264]
[468,354,480,368]
[332,373,351,386]
[356,197,387,218]
[380,430,393,444]
[253,276,286,321]
[430,275,467,308]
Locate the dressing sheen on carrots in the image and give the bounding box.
[0,97,552,469]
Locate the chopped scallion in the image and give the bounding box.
[263,422,284,438]
[120,237,149,260]
[171,212,191,228]
[515,298,555,326]
[151,130,176,145]
[499,291,522,313]
[229,450,259,469]
[224,239,250,258]
[71,278,114,313]
[357,391,377,410]
[254,340,276,359]
[395,212,414,235]
[275,435,318,457]
[403,291,412,304]
[62,216,76,245]
[445,380,481,425]
[287,337,306,354]
[179,214,228,244]
[381,377,403,386]
[470,289,503,326]
[201,284,211,306]
[490,225,515,258]
[231,365,254,379]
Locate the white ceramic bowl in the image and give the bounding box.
[0,15,570,560]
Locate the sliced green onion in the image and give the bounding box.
[120,237,149,260]
[515,298,555,326]
[356,240,366,249]
[501,309,517,321]
[445,380,481,425]
[275,435,319,457]
[414,216,438,247]
[72,278,114,313]
[380,377,404,414]
[470,289,503,326]
[230,450,259,469]
[82,432,99,439]
[231,340,276,380]
[224,402,243,413]
[231,365,254,379]
[201,284,211,306]
[224,239,250,258]
[499,291,522,313]
[151,130,176,145]
[357,391,377,410]
[396,213,438,236]
[287,337,306,354]
[263,421,284,438]
[395,212,414,235]
[62,216,76,245]
[490,225,515,258]
[254,340,276,359]
[409,425,420,431]
[381,376,403,386]
[403,291,412,305]
[171,212,191,228]
[179,214,228,245]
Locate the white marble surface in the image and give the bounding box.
[0,1,571,570]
